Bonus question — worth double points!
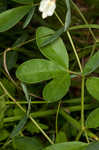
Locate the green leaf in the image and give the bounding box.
[21,83,29,102]
[0,96,6,126]
[69,24,99,30]
[86,142,99,150]
[36,27,69,68]
[0,129,9,141]
[21,83,31,116]
[86,108,99,129]
[16,59,66,84]
[55,131,67,143]
[10,116,28,138]
[83,51,99,75]
[39,27,65,48]
[23,7,35,29]
[12,33,29,48]
[13,136,43,150]
[43,142,88,150]
[64,0,71,31]
[11,0,34,4]
[86,77,99,101]
[25,121,48,134]
[0,5,32,32]
[43,74,70,102]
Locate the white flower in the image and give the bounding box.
[39,0,56,19]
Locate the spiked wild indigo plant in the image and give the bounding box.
[0,0,99,150]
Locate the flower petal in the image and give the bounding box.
[39,0,50,12]
[47,2,56,16]
[42,12,48,19]
[39,0,56,19]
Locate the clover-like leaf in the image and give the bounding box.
[43,73,70,102]
[83,51,99,75]
[16,59,66,84]
[36,27,69,69]
[43,142,88,150]
[86,142,99,150]
[86,108,99,129]
[13,136,43,150]
[86,77,99,101]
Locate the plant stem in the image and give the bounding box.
[60,110,81,130]
[71,0,97,56]
[0,81,54,145]
[90,41,97,57]
[55,12,83,73]
[76,130,83,141]
[76,76,90,143]
[5,101,48,104]
[81,76,85,130]
[55,11,64,26]
[67,70,81,76]
[71,0,96,41]
[60,110,99,141]
[84,130,90,143]
[66,31,83,72]
[29,115,54,144]
[3,103,99,123]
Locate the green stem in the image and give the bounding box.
[60,110,81,130]
[0,81,54,145]
[66,31,83,72]
[81,76,85,130]
[84,130,90,143]
[5,101,48,104]
[29,115,54,144]
[3,106,99,141]
[71,0,97,57]
[60,110,99,141]
[3,104,98,123]
[90,41,97,57]
[55,11,64,26]
[55,12,83,73]
[67,69,81,76]
[3,103,98,123]
[76,130,83,141]
[71,0,96,41]
[66,75,85,141]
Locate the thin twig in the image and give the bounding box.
[0,81,54,145]
[3,48,17,87]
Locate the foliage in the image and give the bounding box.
[0,0,99,150]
